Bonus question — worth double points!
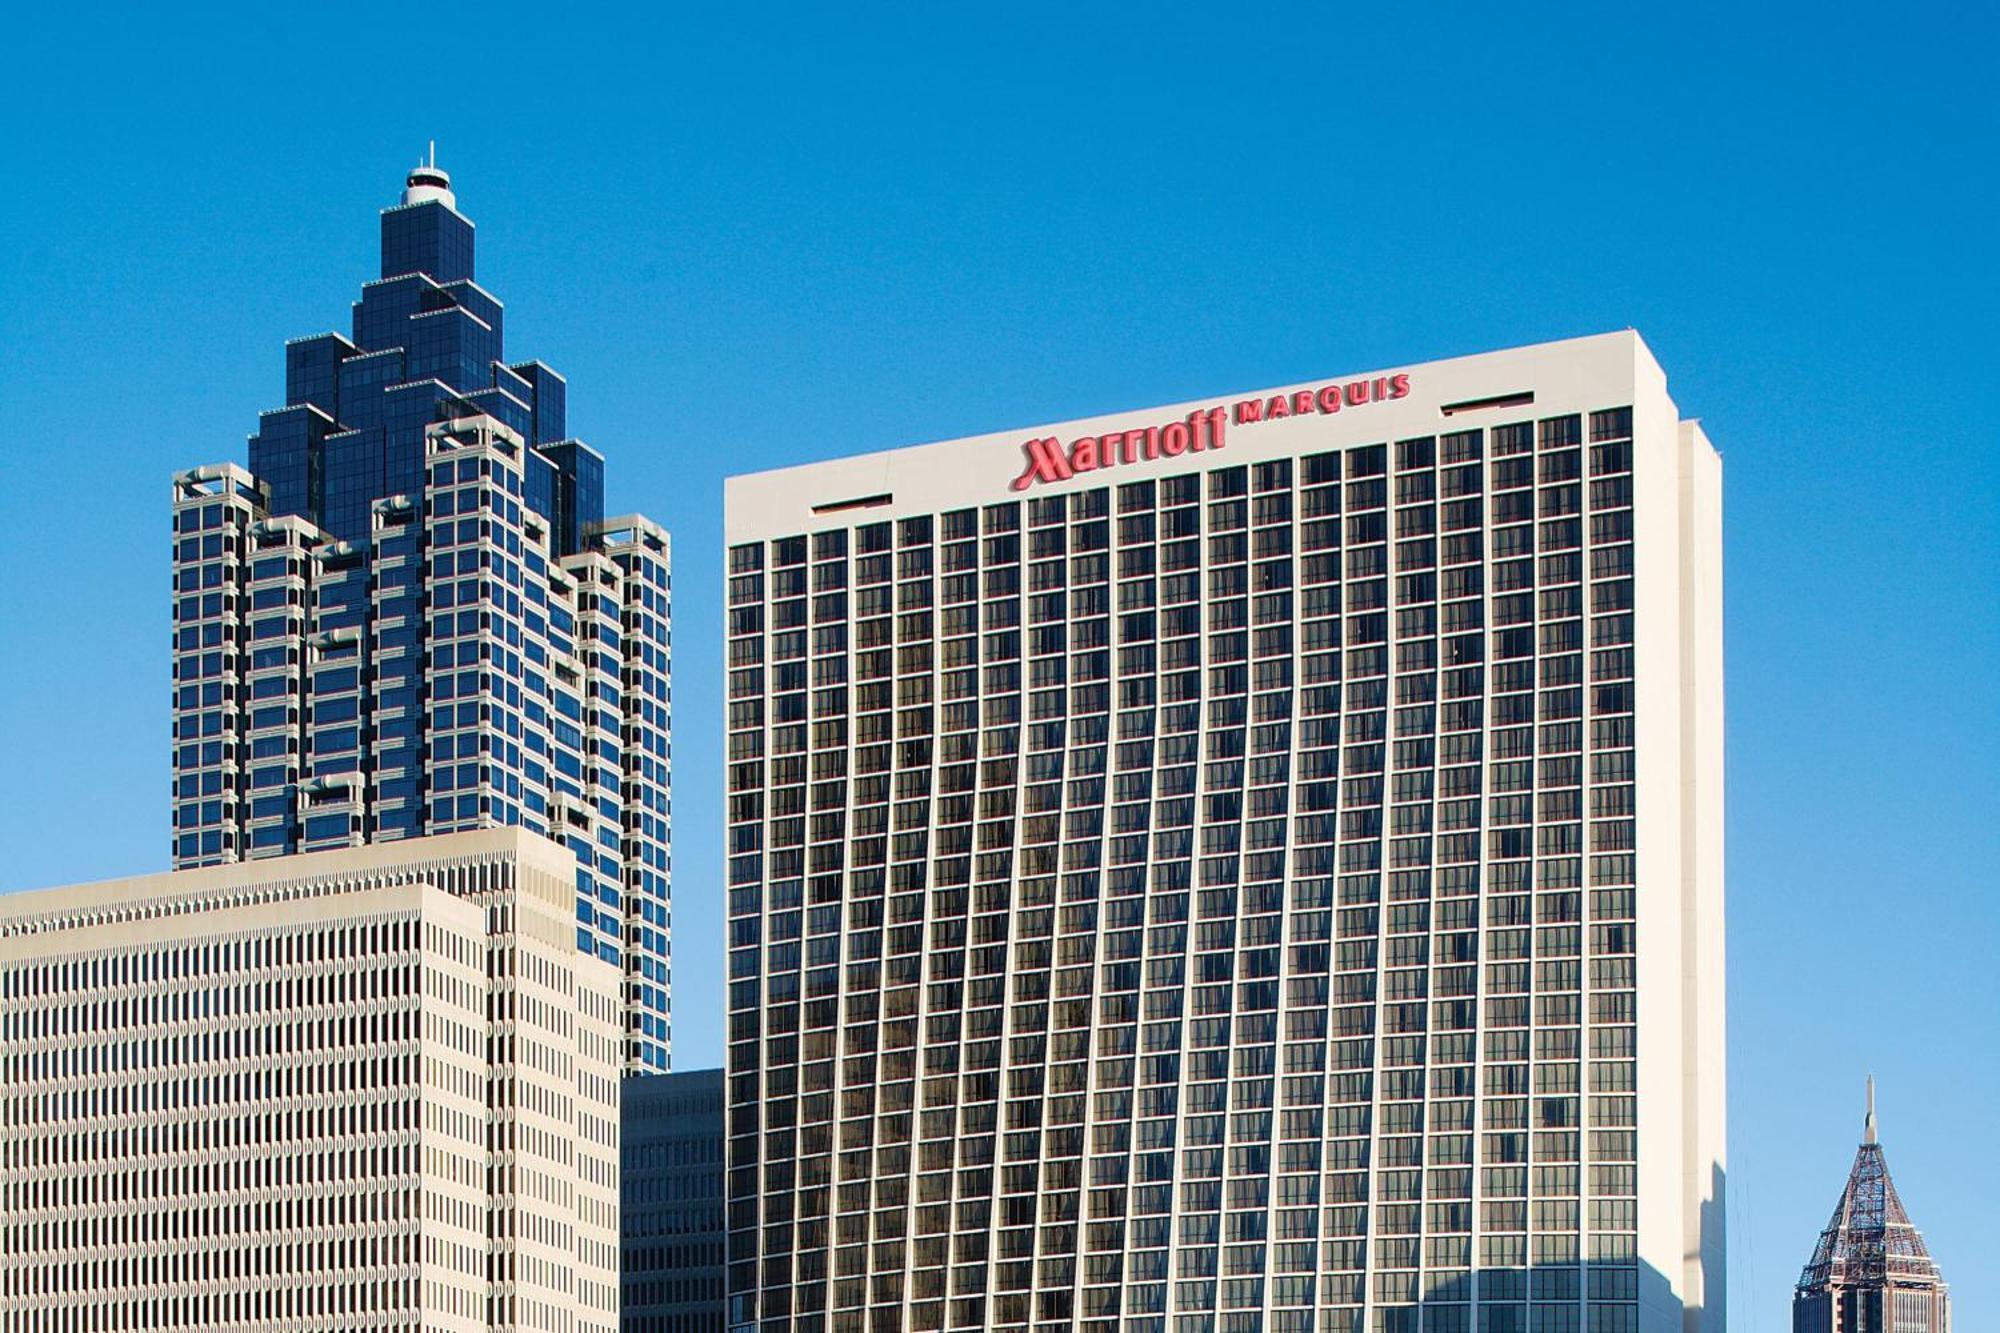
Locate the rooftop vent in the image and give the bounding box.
[1440,391,1535,417]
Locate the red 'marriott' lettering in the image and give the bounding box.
[1011,437,1072,492]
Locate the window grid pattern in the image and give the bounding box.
[0,838,623,1333]
[725,411,1642,1333]
[624,1070,728,1333]
[170,417,674,1073]
[173,169,672,1072]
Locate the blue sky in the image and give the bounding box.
[1,2,1993,1326]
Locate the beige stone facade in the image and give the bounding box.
[0,828,621,1333]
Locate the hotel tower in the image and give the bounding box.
[721,332,1725,1333]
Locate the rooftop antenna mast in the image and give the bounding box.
[400,144,455,208]
[1864,1075,1878,1145]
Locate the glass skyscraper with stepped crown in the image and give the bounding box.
[169,159,673,1070]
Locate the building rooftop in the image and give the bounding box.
[1798,1080,1948,1291]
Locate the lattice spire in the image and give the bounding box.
[1796,1083,1945,1290]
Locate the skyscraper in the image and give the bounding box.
[168,159,673,1069]
[721,333,1725,1333]
[1793,1082,1950,1333]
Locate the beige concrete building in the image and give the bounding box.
[0,828,622,1333]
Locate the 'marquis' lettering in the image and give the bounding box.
[1231,373,1411,424]
[1008,374,1411,492]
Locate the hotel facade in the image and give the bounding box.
[721,333,1725,1333]
[0,829,623,1333]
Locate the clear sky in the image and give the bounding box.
[1,1,1993,1326]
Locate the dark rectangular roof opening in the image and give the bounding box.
[811,493,894,515]
[1440,391,1535,417]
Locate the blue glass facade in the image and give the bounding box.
[171,165,673,1070]
[248,177,584,553]
[622,1069,727,1333]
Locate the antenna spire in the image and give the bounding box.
[1865,1075,1878,1145]
[427,139,436,168]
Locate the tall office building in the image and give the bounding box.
[623,1069,729,1333]
[0,829,623,1333]
[1793,1083,1949,1333]
[169,160,673,1069]
[721,333,1724,1333]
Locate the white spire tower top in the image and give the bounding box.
[402,144,455,209]
[1865,1075,1878,1144]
